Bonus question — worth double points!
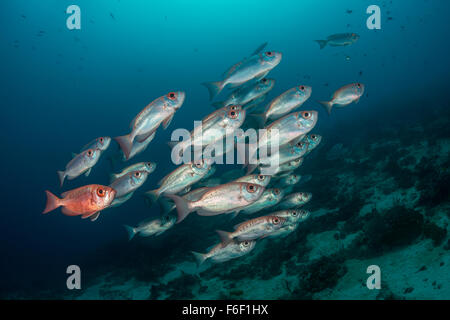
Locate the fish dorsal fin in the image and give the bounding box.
[250,42,268,57]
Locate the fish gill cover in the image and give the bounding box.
[0,0,449,300]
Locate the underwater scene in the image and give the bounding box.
[0,0,449,301]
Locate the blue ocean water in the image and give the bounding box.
[0,0,449,299]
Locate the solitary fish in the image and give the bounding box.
[212,78,275,109]
[275,192,312,210]
[315,33,360,49]
[202,51,282,100]
[110,162,156,182]
[80,136,111,152]
[253,85,312,125]
[167,182,265,223]
[145,160,211,202]
[241,188,284,215]
[115,91,185,159]
[216,214,286,245]
[58,148,101,187]
[109,170,149,198]
[124,215,176,240]
[192,240,256,266]
[318,83,365,114]
[43,185,116,221]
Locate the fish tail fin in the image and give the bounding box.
[202,80,224,100]
[114,134,133,160]
[123,225,137,241]
[250,113,266,128]
[165,194,193,223]
[57,170,66,187]
[216,230,233,246]
[314,40,327,49]
[109,173,117,182]
[318,100,333,115]
[191,251,207,266]
[43,190,62,214]
[211,101,225,109]
[144,189,160,203]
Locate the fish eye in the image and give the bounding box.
[265,51,273,57]
[147,162,152,167]
[99,137,104,143]
[96,188,105,197]
[243,241,250,247]
[87,149,93,156]
[246,184,257,193]
[230,105,239,111]
[134,172,141,177]
[257,175,264,181]
[262,78,267,82]
[167,92,176,100]
[296,141,303,147]
[301,111,311,119]
[299,85,305,91]
[228,110,238,119]
[292,210,298,217]
[311,134,316,139]
[357,83,361,88]
[274,189,280,195]
[272,217,280,225]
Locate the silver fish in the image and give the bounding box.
[191,239,256,265]
[57,148,101,187]
[318,83,364,114]
[109,170,149,198]
[212,78,275,109]
[144,159,211,202]
[80,136,111,152]
[234,174,271,187]
[120,131,156,161]
[110,162,156,182]
[275,192,312,210]
[253,85,312,125]
[202,51,282,100]
[241,188,284,215]
[216,214,286,245]
[278,174,301,188]
[247,111,318,164]
[167,181,265,223]
[172,106,246,163]
[315,33,360,49]
[110,191,134,208]
[249,140,308,175]
[124,215,176,240]
[115,91,185,159]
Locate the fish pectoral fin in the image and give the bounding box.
[90,212,101,222]
[136,130,155,143]
[85,168,92,177]
[162,113,174,129]
[81,211,98,219]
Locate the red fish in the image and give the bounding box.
[43,184,116,221]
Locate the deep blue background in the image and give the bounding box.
[0,0,449,295]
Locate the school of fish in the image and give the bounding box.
[43,41,364,266]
